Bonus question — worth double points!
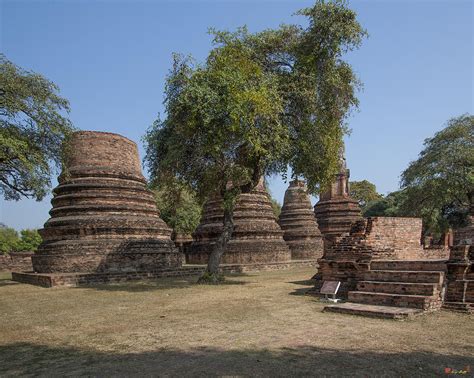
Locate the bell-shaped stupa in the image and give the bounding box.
[32,131,181,273]
[188,178,291,264]
[279,180,324,260]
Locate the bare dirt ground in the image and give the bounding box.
[0,267,472,377]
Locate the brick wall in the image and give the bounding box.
[0,252,34,272]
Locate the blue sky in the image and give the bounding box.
[1,0,472,230]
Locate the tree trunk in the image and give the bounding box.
[199,206,234,283]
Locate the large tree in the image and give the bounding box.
[0,55,74,200]
[350,179,383,209]
[400,114,474,235]
[145,0,366,281]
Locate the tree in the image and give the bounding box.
[363,190,406,218]
[16,229,42,252]
[350,180,383,209]
[153,181,202,236]
[144,0,366,282]
[400,114,474,235]
[0,54,74,201]
[0,226,19,254]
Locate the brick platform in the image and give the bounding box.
[320,259,447,318]
[12,259,317,288]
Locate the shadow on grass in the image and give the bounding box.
[287,279,315,286]
[0,342,471,377]
[78,275,249,293]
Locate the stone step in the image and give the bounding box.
[348,291,439,310]
[370,260,446,272]
[364,270,444,284]
[323,302,423,319]
[356,281,438,296]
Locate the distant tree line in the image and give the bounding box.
[0,224,42,254]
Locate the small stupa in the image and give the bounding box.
[313,144,362,245]
[279,180,324,260]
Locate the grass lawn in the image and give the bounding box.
[0,267,472,377]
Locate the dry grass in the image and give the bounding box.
[0,268,472,377]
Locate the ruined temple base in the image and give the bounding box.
[12,259,318,288]
[323,303,424,320]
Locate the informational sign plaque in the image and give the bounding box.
[320,281,341,302]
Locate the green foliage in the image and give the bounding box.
[363,190,406,218]
[270,197,282,219]
[350,180,383,209]
[0,226,42,253]
[0,226,19,254]
[0,54,75,201]
[16,229,42,252]
[400,114,473,234]
[144,0,367,204]
[197,271,225,284]
[152,181,202,235]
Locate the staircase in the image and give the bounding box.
[324,260,447,319]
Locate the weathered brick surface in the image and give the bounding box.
[278,180,323,260]
[311,217,448,314]
[0,252,33,272]
[31,131,180,273]
[443,207,474,312]
[313,167,362,246]
[188,178,291,264]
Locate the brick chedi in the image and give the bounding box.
[32,131,181,273]
[313,146,362,246]
[225,178,291,263]
[278,180,323,260]
[444,204,474,313]
[187,196,224,264]
[188,178,291,264]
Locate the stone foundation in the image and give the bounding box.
[12,260,317,288]
[0,252,34,272]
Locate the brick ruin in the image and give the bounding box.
[0,252,33,272]
[313,152,362,247]
[29,131,181,274]
[444,205,473,312]
[187,178,291,264]
[313,217,451,318]
[278,180,324,260]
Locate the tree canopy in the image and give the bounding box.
[0,54,74,201]
[399,114,473,234]
[350,179,383,209]
[0,226,42,254]
[144,0,366,279]
[153,181,202,236]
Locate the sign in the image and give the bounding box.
[320,281,340,296]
